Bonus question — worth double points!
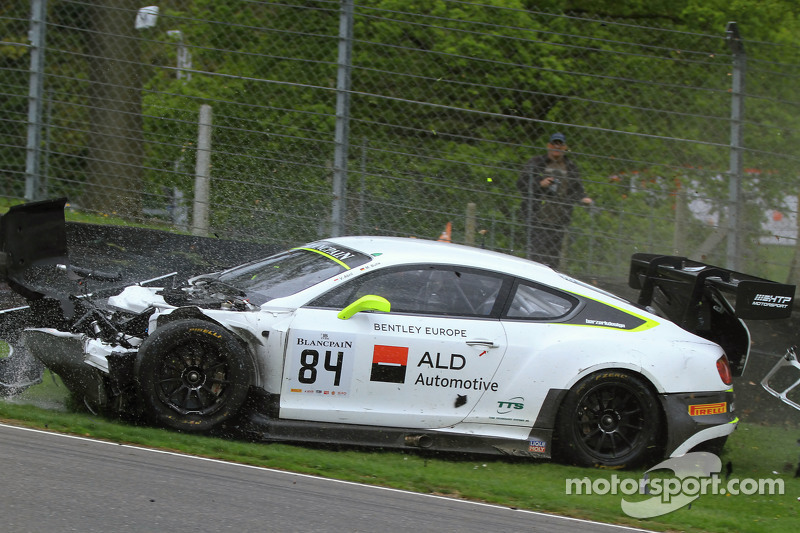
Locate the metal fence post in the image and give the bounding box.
[192,104,212,236]
[358,137,368,234]
[726,21,745,271]
[24,0,47,201]
[331,0,354,237]
[673,188,687,255]
[465,202,476,245]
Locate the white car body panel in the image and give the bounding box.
[279,308,507,428]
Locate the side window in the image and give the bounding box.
[310,266,506,317]
[353,269,430,311]
[505,282,576,319]
[418,269,504,316]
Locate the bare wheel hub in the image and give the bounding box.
[183,367,205,388]
[600,411,620,432]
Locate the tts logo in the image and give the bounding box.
[497,397,524,414]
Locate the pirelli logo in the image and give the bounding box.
[189,327,222,339]
[688,402,727,416]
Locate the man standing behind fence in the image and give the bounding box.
[517,132,593,266]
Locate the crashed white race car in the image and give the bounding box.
[1,199,795,468]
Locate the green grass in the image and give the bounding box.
[2,375,799,532]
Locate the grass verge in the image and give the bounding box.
[1,375,798,532]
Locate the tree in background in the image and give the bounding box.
[82,0,144,217]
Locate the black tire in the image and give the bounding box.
[555,370,661,468]
[135,318,254,432]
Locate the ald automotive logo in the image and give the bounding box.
[565,452,785,518]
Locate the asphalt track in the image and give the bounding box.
[0,423,653,533]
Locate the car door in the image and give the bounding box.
[462,279,582,430]
[279,265,511,429]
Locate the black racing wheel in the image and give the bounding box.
[555,370,662,468]
[135,318,254,432]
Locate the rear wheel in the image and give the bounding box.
[135,319,253,432]
[555,370,661,468]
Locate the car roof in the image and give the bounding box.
[319,236,650,317]
[324,235,566,286]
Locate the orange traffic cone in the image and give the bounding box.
[437,222,452,242]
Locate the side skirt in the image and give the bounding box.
[239,388,552,459]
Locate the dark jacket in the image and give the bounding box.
[517,154,585,227]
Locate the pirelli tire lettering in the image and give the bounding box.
[188,327,222,339]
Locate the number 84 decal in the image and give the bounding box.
[289,333,355,394]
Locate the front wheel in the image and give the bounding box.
[555,370,661,468]
[135,318,254,432]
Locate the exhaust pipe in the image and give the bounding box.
[404,434,433,448]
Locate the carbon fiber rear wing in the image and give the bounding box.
[0,198,69,300]
[629,253,795,377]
[0,198,125,301]
[629,253,794,323]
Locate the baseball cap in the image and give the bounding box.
[549,132,566,144]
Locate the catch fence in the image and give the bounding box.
[2,0,800,282]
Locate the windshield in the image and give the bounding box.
[213,241,371,302]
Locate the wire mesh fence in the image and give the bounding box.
[2,0,800,282]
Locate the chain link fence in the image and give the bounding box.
[2,0,800,282]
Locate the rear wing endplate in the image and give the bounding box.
[0,198,69,299]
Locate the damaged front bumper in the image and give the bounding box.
[0,306,43,395]
[22,328,139,411]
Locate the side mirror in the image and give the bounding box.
[337,295,391,320]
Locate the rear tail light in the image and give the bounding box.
[717,355,733,385]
